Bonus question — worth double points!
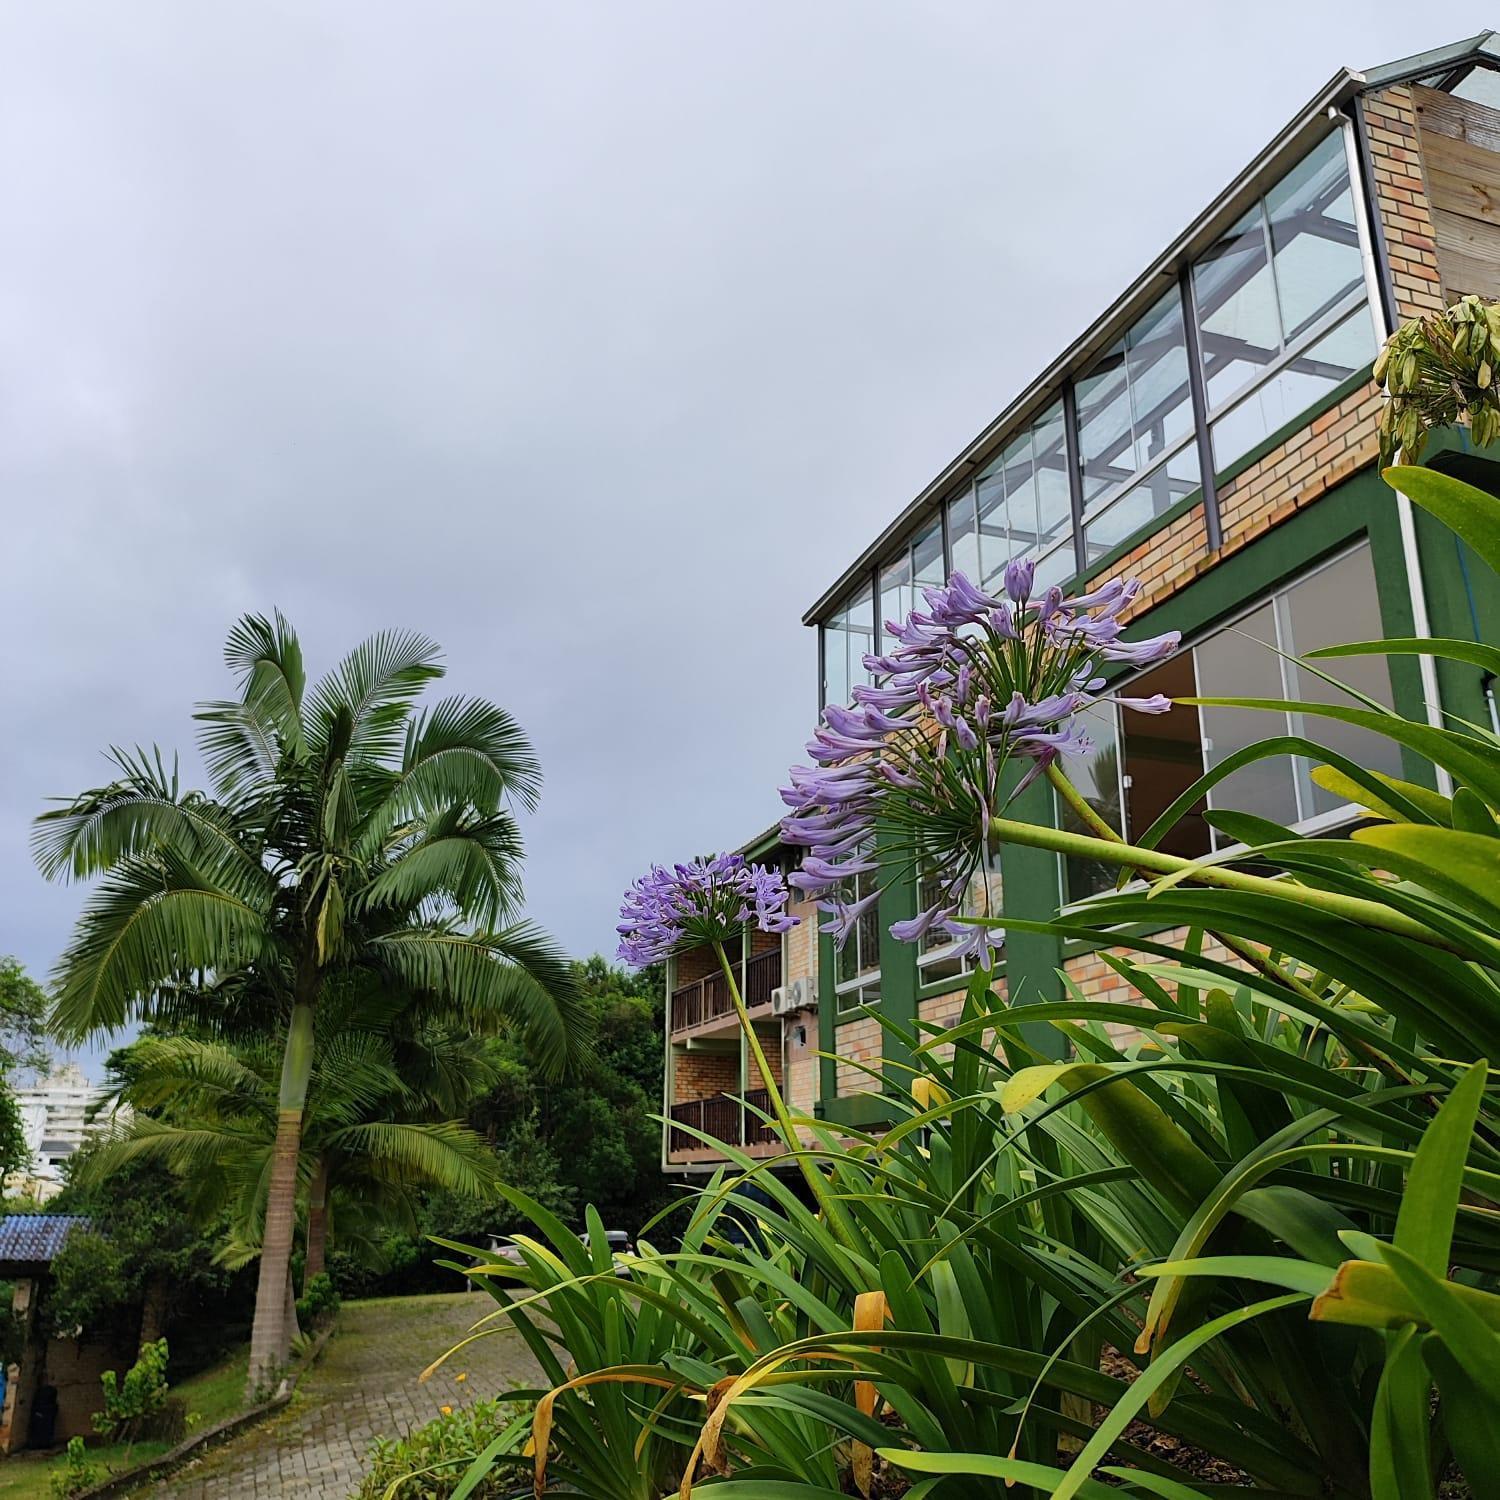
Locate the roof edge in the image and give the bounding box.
[801,65,1364,626]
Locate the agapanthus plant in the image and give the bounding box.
[617,855,850,1230]
[616,852,797,968]
[780,561,1179,966]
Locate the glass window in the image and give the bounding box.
[1267,130,1363,342]
[1109,542,1398,859]
[947,485,979,583]
[1193,203,1282,411]
[913,514,945,590]
[1196,602,1299,829]
[1119,652,1211,860]
[1061,704,1125,902]
[1193,129,1372,467]
[1033,401,1072,555]
[919,856,1004,981]
[880,553,912,644]
[1211,307,1375,473]
[1078,290,1194,511]
[972,399,1070,594]
[1279,546,1403,816]
[835,857,882,1012]
[1083,446,1201,565]
[821,582,875,707]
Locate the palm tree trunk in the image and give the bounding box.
[246,1000,314,1398]
[303,1157,329,1291]
[284,1264,301,1346]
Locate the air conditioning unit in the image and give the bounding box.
[772,977,817,1016]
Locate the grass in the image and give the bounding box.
[0,1345,250,1498]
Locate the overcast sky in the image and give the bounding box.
[0,1,1480,1068]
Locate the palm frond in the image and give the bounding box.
[322,1119,500,1197]
[113,1035,276,1122]
[358,813,525,926]
[32,746,266,890]
[49,852,278,1043]
[367,921,591,1077]
[303,629,444,769]
[222,611,308,758]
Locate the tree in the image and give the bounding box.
[89,1022,503,1292]
[35,614,590,1392]
[0,956,48,1075]
[470,957,669,1234]
[46,1147,246,1358]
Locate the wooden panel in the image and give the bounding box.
[1413,83,1500,153]
[1432,206,1500,299]
[1424,130,1500,224]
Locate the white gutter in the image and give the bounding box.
[1337,109,1451,794]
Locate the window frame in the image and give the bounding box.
[1059,538,1396,904]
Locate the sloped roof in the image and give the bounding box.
[0,1215,91,1266]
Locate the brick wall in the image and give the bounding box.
[672,1049,739,1105]
[1365,86,1446,319]
[1063,929,1253,1041]
[835,1014,883,1094]
[675,944,719,986]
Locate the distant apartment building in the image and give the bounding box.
[662,30,1500,1168]
[13,1064,112,1197]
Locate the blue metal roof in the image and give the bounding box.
[0,1215,91,1265]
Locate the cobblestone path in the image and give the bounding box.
[134,1292,541,1499]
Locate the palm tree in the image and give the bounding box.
[87,1026,502,1294]
[35,613,589,1392]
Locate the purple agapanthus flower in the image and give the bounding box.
[617,852,798,967]
[780,567,1178,959]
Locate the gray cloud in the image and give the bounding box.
[0,1,1465,1066]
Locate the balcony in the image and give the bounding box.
[670,948,782,1035]
[667,1087,780,1157]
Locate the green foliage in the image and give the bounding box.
[47,1149,247,1355]
[48,1438,100,1499]
[421,465,1500,1497]
[0,956,48,1075]
[34,613,591,1385]
[1375,292,1500,461]
[353,1398,525,1499]
[93,1338,174,1445]
[295,1272,340,1328]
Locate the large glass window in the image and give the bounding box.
[1060,705,1126,902]
[970,398,1073,594]
[1077,286,1202,567]
[1210,307,1375,472]
[1193,130,1374,473]
[821,582,875,708]
[917,855,1004,982]
[878,514,945,647]
[834,858,882,1012]
[1100,542,1400,872]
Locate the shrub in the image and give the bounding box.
[48,1437,100,1499]
[295,1272,340,1329]
[425,457,1500,1496]
[353,1398,525,1499]
[92,1337,175,1445]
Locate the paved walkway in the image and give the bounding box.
[134,1292,542,1500]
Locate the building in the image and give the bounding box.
[13,1063,114,1197]
[661,30,1500,1166]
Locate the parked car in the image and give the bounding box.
[580,1228,633,1276]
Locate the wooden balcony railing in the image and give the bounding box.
[743,1088,777,1145]
[668,1088,782,1153]
[670,948,782,1033]
[668,1095,743,1153]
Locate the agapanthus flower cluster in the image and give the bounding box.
[780,559,1179,968]
[617,852,799,968]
